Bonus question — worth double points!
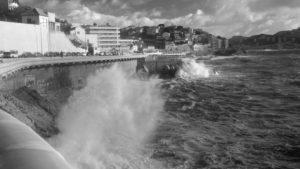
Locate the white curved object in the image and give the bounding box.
[0,110,72,169]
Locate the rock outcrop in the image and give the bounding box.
[0,87,61,138]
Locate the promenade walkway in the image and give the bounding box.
[0,55,145,78]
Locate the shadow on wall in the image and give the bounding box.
[49,32,85,53]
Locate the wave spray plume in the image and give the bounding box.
[50,64,165,169]
[177,58,211,79]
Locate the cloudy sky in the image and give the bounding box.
[22,0,300,37]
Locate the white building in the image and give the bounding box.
[86,34,99,53]
[85,26,120,52]
[48,12,60,32]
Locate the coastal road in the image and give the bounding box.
[0,55,145,78]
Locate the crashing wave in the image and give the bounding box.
[176,59,211,80]
[50,64,165,169]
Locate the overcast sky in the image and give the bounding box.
[22,0,300,37]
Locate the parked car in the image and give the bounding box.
[9,50,18,58]
[2,51,19,58]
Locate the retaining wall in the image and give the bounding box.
[0,21,49,54]
[0,21,83,54]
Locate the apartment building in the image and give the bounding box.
[85,26,120,52]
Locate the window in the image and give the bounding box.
[27,18,32,23]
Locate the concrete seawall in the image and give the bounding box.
[0,58,139,140]
[0,108,72,169]
[0,56,142,93]
[0,55,145,79]
[0,21,49,54]
[137,54,183,78]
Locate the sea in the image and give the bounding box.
[153,54,300,169]
[51,54,300,169]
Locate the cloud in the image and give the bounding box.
[149,9,161,17]
[22,0,300,37]
[248,0,300,12]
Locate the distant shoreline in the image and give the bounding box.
[246,49,300,55]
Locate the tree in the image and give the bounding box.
[59,19,72,34]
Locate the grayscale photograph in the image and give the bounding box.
[0,0,299,169]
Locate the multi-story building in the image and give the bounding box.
[209,35,218,52]
[85,26,120,52]
[210,35,229,52]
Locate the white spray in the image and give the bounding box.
[50,64,165,169]
[177,58,211,79]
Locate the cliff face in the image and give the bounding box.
[0,87,71,138]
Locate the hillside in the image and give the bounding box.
[229,28,300,49]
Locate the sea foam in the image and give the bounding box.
[177,58,211,79]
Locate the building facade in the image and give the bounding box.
[21,8,49,27]
[21,8,60,31]
[119,39,138,53]
[48,12,60,32]
[85,26,120,52]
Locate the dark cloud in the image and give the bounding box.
[20,0,300,37]
[249,0,300,12]
[20,0,222,18]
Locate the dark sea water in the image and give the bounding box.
[152,55,300,169]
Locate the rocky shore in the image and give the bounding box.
[0,87,71,138]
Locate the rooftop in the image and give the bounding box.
[21,8,48,17]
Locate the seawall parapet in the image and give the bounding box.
[0,55,145,79]
[137,53,184,78]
